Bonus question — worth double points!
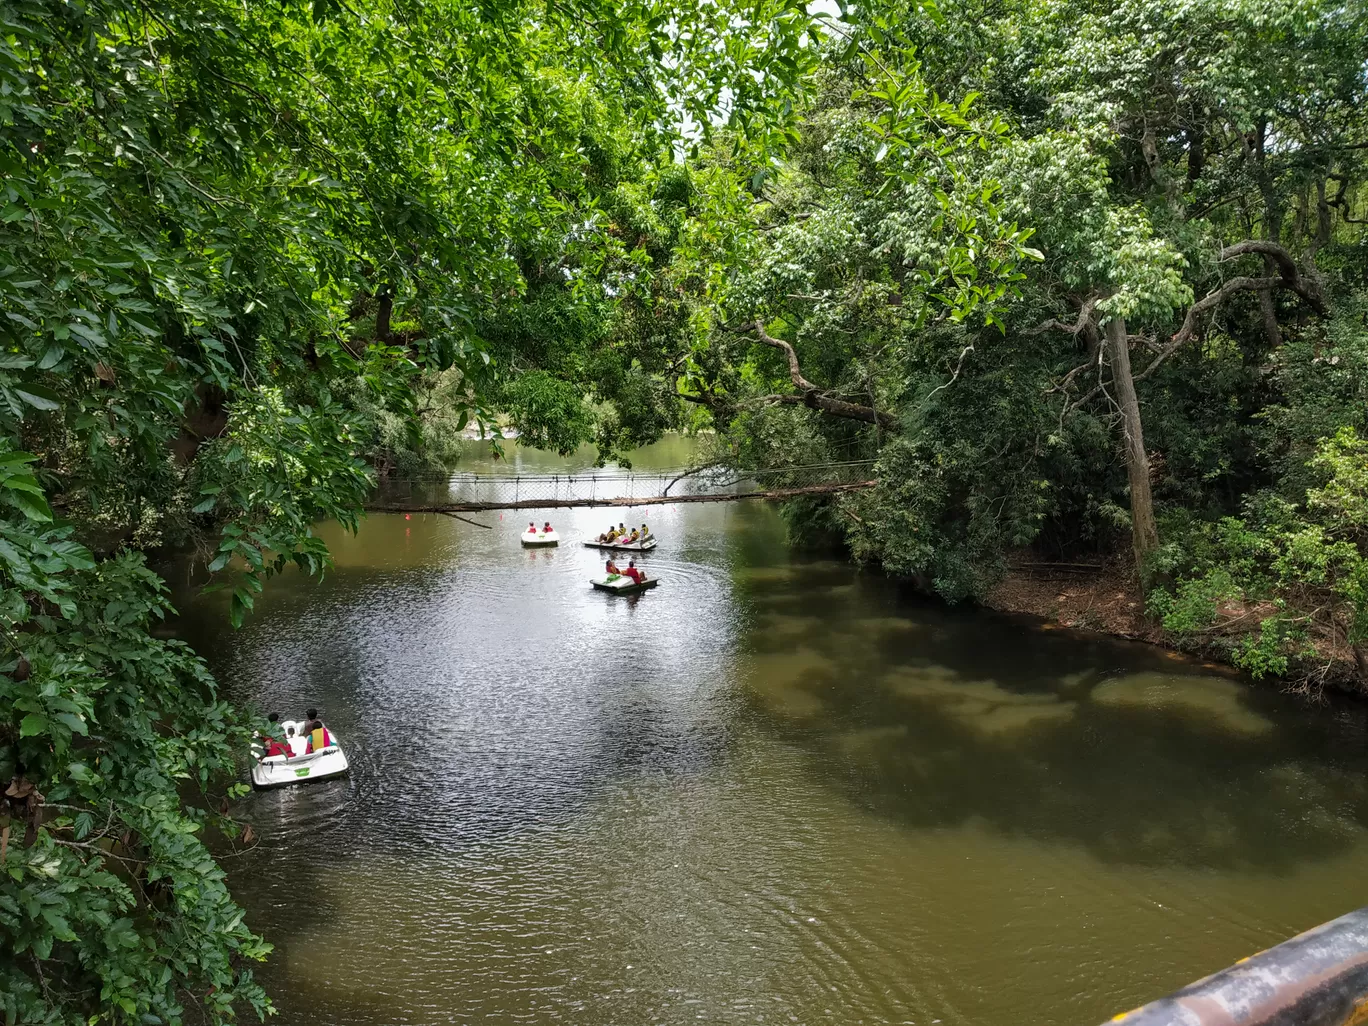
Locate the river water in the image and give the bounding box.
[170,437,1368,1026]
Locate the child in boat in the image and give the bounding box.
[527,521,537,533]
[286,726,306,757]
[305,720,333,753]
[622,559,646,584]
[542,521,553,533]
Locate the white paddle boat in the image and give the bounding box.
[591,573,660,595]
[583,537,657,552]
[250,720,349,790]
[522,528,559,547]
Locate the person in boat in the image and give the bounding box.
[305,719,333,754]
[542,521,553,533]
[605,558,622,577]
[622,559,647,584]
[640,523,651,541]
[286,725,306,757]
[527,521,537,534]
[618,521,627,536]
[262,712,282,741]
[623,528,640,544]
[263,733,293,760]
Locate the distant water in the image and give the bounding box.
[169,437,1368,1026]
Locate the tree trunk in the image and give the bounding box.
[375,285,394,342]
[1257,284,1280,349]
[1106,316,1160,575]
[1186,124,1205,184]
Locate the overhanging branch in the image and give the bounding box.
[745,320,898,430]
[1046,239,1329,418]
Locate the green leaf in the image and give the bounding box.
[14,385,60,411]
[9,489,52,522]
[54,712,88,735]
[19,713,47,737]
[36,344,65,370]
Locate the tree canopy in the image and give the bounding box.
[0,0,810,1019]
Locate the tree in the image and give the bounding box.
[0,0,815,1019]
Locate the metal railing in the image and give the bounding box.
[1103,906,1368,1026]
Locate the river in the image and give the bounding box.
[169,437,1368,1026]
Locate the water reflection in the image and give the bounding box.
[167,439,1368,1026]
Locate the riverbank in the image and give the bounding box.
[983,552,1367,698]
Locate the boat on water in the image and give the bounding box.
[583,537,657,552]
[591,574,660,595]
[250,720,350,790]
[522,529,559,547]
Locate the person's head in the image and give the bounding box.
[287,726,296,737]
[305,707,318,721]
[543,521,551,529]
[629,559,636,568]
[309,720,322,732]
[529,521,535,528]
[267,712,279,724]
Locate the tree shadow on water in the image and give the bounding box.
[736,562,1368,874]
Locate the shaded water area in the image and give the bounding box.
[169,438,1368,1026]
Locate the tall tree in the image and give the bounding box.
[0,0,813,1020]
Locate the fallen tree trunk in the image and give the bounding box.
[365,481,877,514]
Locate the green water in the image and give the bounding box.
[171,438,1368,1026]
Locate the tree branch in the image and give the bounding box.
[923,344,975,403]
[1168,274,1283,348]
[751,319,818,391]
[432,511,492,529]
[1219,240,1326,313]
[745,320,897,430]
[1028,296,1098,336]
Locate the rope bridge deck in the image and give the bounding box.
[366,461,877,513]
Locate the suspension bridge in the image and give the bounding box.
[365,460,877,514]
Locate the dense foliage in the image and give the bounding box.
[0,0,811,1019]
[563,0,1368,680]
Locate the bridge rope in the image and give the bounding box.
[366,461,877,513]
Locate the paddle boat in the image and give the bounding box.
[583,536,657,552]
[591,573,660,595]
[522,524,560,547]
[250,720,350,790]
